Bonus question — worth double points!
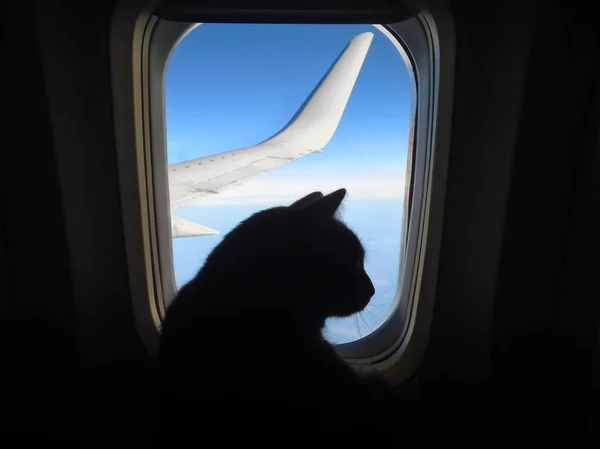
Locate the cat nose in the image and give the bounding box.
[367,279,375,297]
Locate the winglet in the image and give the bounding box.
[263,31,374,150]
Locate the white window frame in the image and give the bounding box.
[110,0,454,385]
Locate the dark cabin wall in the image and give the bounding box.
[418,0,539,442]
[18,0,152,441]
[33,0,156,439]
[419,0,600,446]
[555,8,600,440]
[488,2,600,446]
[2,0,78,439]
[3,0,154,439]
[34,0,142,364]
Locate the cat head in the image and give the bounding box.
[196,188,375,326]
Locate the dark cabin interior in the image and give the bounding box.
[2,0,599,445]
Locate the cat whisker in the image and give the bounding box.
[354,314,362,338]
[359,313,373,331]
[368,301,393,308]
[368,286,396,304]
[363,307,384,322]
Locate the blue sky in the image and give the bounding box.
[165,23,412,343]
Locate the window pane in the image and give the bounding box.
[165,23,412,344]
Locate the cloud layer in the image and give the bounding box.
[183,172,405,206]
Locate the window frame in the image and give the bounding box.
[110,0,454,384]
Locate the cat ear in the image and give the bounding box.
[290,191,324,209]
[305,188,347,217]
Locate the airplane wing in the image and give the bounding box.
[168,31,374,238]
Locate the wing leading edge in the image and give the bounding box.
[168,31,374,238]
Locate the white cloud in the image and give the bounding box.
[372,278,391,286]
[188,173,405,206]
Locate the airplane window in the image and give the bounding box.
[164,23,413,344]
